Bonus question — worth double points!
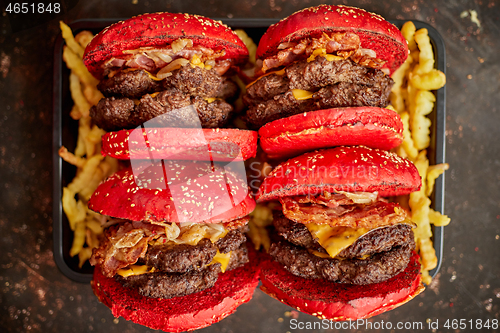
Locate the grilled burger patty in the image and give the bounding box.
[98,67,238,100]
[90,89,233,132]
[141,229,247,272]
[273,211,414,259]
[118,244,249,299]
[91,66,239,131]
[269,237,414,285]
[243,57,393,128]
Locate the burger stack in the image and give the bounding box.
[81,13,260,332]
[244,5,426,320]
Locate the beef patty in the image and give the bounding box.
[243,57,393,128]
[142,229,247,273]
[272,211,414,259]
[92,65,239,131]
[98,67,238,100]
[269,237,414,285]
[90,89,233,132]
[118,244,249,299]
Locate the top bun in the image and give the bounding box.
[256,5,407,74]
[89,161,255,223]
[84,12,249,79]
[256,146,421,202]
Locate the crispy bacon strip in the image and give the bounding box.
[90,220,165,278]
[280,192,408,229]
[261,32,386,73]
[91,217,249,277]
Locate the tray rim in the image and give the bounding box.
[53,18,446,283]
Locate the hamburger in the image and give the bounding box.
[82,13,260,331]
[256,146,425,320]
[83,12,257,161]
[88,161,259,332]
[243,4,408,159]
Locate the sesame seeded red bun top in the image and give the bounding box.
[256,5,408,74]
[256,146,421,202]
[258,107,404,159]
[84,12,249,79]
[259,251,424,321]
[89,161,255,223]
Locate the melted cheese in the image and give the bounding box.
[305,224,373,258]
[209,250,232,273]
[307,48,345,63]
[291,89,314,100]
[204,97,217,103]
[245,68,286,89]
[116,265,155,277]
[116,250,232,277]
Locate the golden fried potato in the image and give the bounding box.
[60,21,85,58]
[410,69,446,90]
[427,163,449,196]
[401,21,417,52]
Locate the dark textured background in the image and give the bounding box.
[1,0,499,332]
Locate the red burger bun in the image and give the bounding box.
[256,4,407,75]
[84,13,249,79]
[258,107,403,159]
[259,251,424,321]
[89,162,255,224]
[256,146,421,202]
[102,127,258,161]
[92,245,261,332]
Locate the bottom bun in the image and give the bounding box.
[92,248,261,332]
[259,251,424,321]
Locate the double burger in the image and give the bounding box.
[83,12,257,162]
[243,4,407,158]
[256,146,424,320]
[245,5,425,321]
[82,13,260,332]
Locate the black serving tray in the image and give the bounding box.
[53,18,446,283]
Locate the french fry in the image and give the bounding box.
[411,90,435,150]
[85,219,104,235]
[411,195,432,241]
[69,72,91,118]
[62,188,87,231]
[58,146,86,168]
[413,28,434,75]
[419,238,438,271]
[78,247,93,268]
[426,163,449,196]
[79,165,104,201]
[62,46,98,86]
[86,228,100,249]
[391,21,450,283]
[83,83,104,106]
[70,105,82,120]
[67,154,104,194]
[410,69,446,90]
[429,209,451,227]
[390,56,413,113]
[61,25,113,263]
[399,112,418,161]
[87,125,106,144]
[74,30,94,48]
[60,21,85,58]
[234,29,257,64]
[401,21,417,52]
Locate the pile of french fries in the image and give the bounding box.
[58,21,450,282]
[390,21,450,284]
[59,22,119,267]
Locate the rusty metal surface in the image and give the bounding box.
[1,1,499,332]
